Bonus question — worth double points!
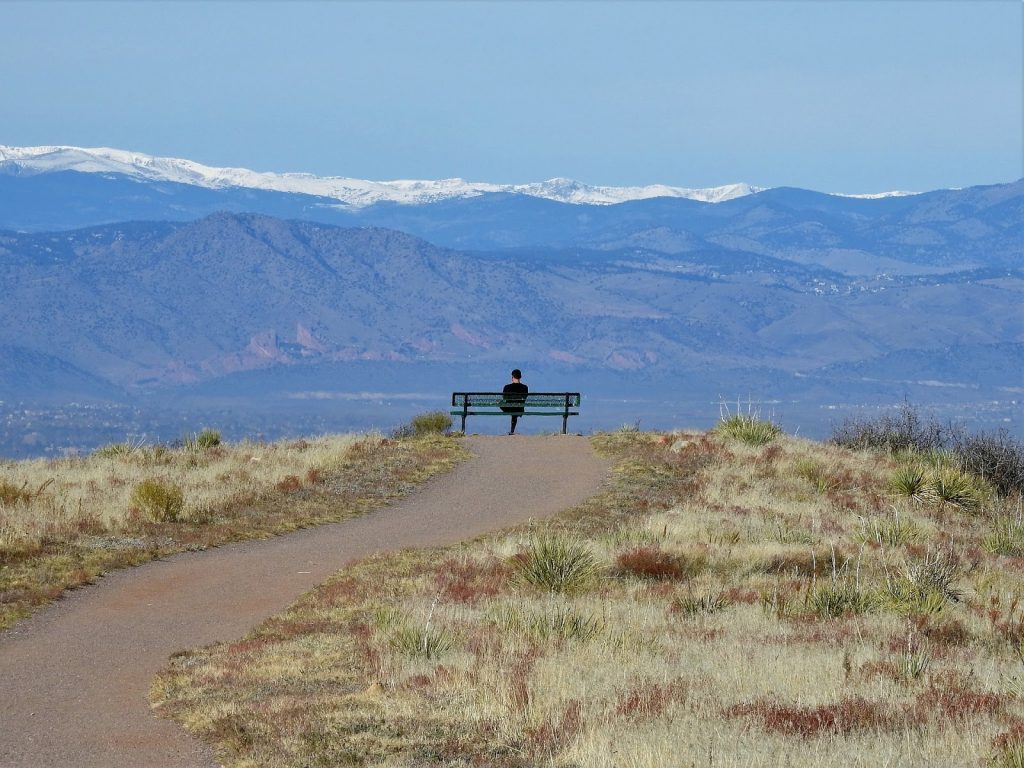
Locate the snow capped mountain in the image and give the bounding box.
[0,145,761,208]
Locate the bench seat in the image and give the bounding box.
[450,392,581,434]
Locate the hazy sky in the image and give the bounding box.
[4,0,1021,193]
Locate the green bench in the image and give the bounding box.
[450,392,581,434]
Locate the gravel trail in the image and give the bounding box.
[0,435,609,768]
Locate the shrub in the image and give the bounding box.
[724,696,894,737]
[131,479,185,522]
[715,414,782,446]
[511,536,601,594]
[831,403,948,454]
[952,429,1024,497]
[276,475,302,492]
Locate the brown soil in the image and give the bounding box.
[0,435,610,768]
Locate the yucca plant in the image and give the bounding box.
[930,466,988,513]
[388,624,453,659]
[716,414,782,446]
[92,437,146,458]
[882,550,961,615]
[805,580,875,618]
[673,591,732,617]
[511,536,601,594]
[888,464,932,504]
[858,513,921,547]
[896,644,931,683]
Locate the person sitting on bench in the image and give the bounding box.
[501,369,529,435]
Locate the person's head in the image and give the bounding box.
[511,368,522,381]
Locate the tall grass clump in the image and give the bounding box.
[985,514,1024,557]
[715,414,782,446]
[131,479,185,523]
[183,429,222,451]
[511,536,601,594]
[882,550,962,615]
[92,438,146,458]
[392,411,452,438]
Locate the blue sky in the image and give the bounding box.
[4,0,1021,193]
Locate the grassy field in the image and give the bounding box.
[0,429,467,630]
[148,420,1024,767]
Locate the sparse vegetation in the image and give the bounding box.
[149,420,1024,767]
[834,404,1024,502]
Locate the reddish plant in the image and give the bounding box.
[912,671,1007,722]
[615,678,689,720]
[724,696,894,737]
[275,475,302,492]
[615,546,703,581]
[434,556,511,604]
[856,660,902,684]
[525,700,583,758]
[993,720,1024,752]
[404,673,433,689]
[304,468,322,484]
[723,587,760,605]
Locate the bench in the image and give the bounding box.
[450,392,581,434]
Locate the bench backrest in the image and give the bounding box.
[450,392,581,409]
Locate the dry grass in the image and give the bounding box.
[151,428,1024,767]
[0,433,467,630]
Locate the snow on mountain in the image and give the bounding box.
[0,145,761,207]
[831,190,919,199]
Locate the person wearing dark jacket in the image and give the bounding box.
[501,369,528,435]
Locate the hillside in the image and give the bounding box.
[1,169,1021,456]
[149,422,1024,767]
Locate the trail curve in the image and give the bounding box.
[0,435,610,768]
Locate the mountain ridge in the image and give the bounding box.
[0,145,763,207]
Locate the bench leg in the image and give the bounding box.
[562,414,568,434]
[461,413,467,433]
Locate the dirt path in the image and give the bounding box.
[0,436,609,768]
